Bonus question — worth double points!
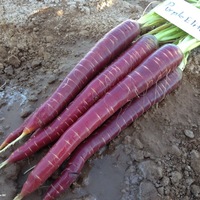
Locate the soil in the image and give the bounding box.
[0,0,199,200]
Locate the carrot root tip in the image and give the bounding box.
[13,193,23,200]
[0,160,8,169]
[0,133,27,154]
[0,142,8,150]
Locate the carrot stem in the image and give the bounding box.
[138,12,166,28]
[145,22,171,35]
[177,35,200,54]
[186,0,200,8]
[152,24,186,42]
[139,0,200,29]
[176,35,200,71]
[186,0,198,2]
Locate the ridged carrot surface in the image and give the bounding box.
[14,43,183,200]
[5,35,158,164]
[23,19,140,134]
[0,19,140,152]
[43,67,183,200]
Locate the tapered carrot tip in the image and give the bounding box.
[13,193,23,200]
[0,142,8,150]
[0,132,27,154]
[0,160,8,169]
[22,127,32,135]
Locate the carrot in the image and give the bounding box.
[43,67,183,200]
[0,19,140,151]
[0,35,158,167]
[13,43,183,200]
[0,25,184,165]
[22,19,140,133]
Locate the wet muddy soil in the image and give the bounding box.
[0,0,200,200]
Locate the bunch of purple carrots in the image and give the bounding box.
[0,1,200,200]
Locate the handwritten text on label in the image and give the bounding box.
[154,0,200,40]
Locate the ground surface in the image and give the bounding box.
[0,0,199,200]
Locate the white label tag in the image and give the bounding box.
[154,0,200,40]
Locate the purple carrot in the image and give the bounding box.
[13,43,183,200]
[43,67,183,200]
[1,19,140,150]
[22,19,140,134]
[1,34,158,165]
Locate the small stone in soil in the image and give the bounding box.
[138,160,163,183]
[170,171,182,185]
[7,55,21,68]
[31,59,42,69]
[164,186,171,195]
[171,144,182,156]
[4,65,14,76]
[82,176,90,186]
[186,178,194,186]
[48,74,58,84]
[4,124,10,130]
[161,176,170,187]
[191,184,200,198]
[184,129,194,138]
[0,46,8,60]
[134,138,144,149]
[190,150,200,175]
[131,149,144,161]
[157,186,164,196]
[28,94,38,102]
[0,117,5,123]
[139,181,160,200]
